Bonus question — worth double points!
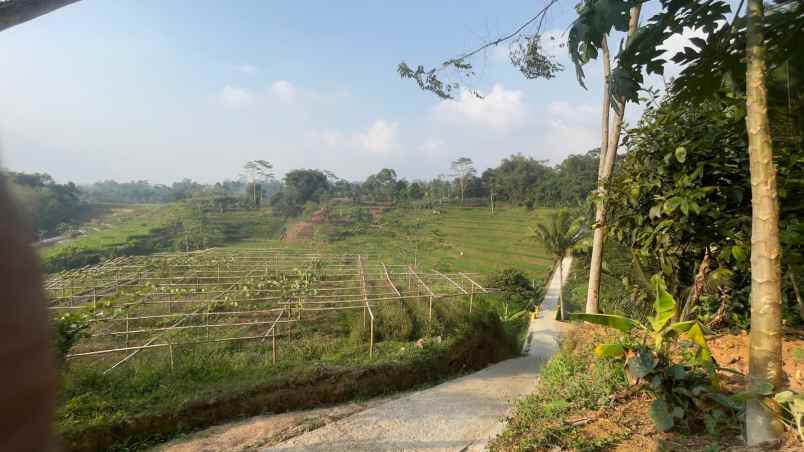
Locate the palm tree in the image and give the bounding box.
[532,209,585,320]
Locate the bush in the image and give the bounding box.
[485,268,545,311]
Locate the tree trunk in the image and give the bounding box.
[490,188,495,215]
[680,249,710,321]
[585,7,640,314]
[745,0,784,445]
[789,271,803,322]
[597,36,611,181]
[559,257,566,321]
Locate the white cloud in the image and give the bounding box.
[355,119,399,153]
[418,138,444,154]
[434,83,525,130]
[235,64,258,75]
[547,101,597,120]
[219,85,254,109]
[307,129,345,149]
[270,80,297,103]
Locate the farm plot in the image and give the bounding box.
[46,248,490,373]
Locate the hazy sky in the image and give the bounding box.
[0,1,709,184]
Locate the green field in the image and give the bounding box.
[40,204,285,273]
[326,206,555,280]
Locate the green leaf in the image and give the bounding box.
[774,391,795,404]
[649,399,675,432]
[793,347,804,363]
[650,276,676,332]
[749,382,775,396]
[711,392,743,410]
[675,146,687,163]
[569,313,640,333]
[668,320,696,333]
[627,349,657,379]
[595,343,626,358]
[670,365,687,380]
[731,245,747,264]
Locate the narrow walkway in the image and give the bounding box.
[267,255,573,452]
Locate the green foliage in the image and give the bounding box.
[572,313,639,334]
[272,169,332,217]
[490,332,628,451]
[570,277,741,433]
[567,0,643,90]
[53,311,93,362]
[609,67,803,324]
[509,33,563,80]
[774,390,804,442]
[485,268,544,311]
[4,171,86,238]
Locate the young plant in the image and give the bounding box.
[774,390,804,442]
[571,276,739,433]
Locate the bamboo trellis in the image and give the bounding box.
[46,248,491,372]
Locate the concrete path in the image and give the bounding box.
[266,255,573,452]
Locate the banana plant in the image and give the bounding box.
[570,275,731,433]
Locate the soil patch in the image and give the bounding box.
[154,396,398,452]
[708,331,804,392]
[282,220,314,243]
[572,331,804,451]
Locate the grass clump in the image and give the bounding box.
[490,328,628,451]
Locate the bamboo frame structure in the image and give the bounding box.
[46,248,491,372]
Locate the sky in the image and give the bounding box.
[0,0,712,184]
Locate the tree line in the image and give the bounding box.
[268,151,600,216]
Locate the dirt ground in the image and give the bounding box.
[572,395,802,452]
[153,396,398,452]
[708,331,804,392]
[282,220,314,243]
[569,330,804,451]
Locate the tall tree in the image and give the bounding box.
[532,209,584,320]
[242,160,274,207]
[450,157,476,204]
[572,3,642,314]
[744,0,784,443]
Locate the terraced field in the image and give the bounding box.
[330,206,555,281]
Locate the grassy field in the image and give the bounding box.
[325,206,555,280]
[40,204,285,272]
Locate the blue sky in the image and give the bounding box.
[0,1,704,184]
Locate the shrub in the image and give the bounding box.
[485,268,545,311]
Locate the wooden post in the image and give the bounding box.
[369,314,374,359]
[205,306,210,340]
[125,306,130,348]
[92,286,97,311]
[169,340,174,371]
[272,324,276,365]
[470,285,474,313]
